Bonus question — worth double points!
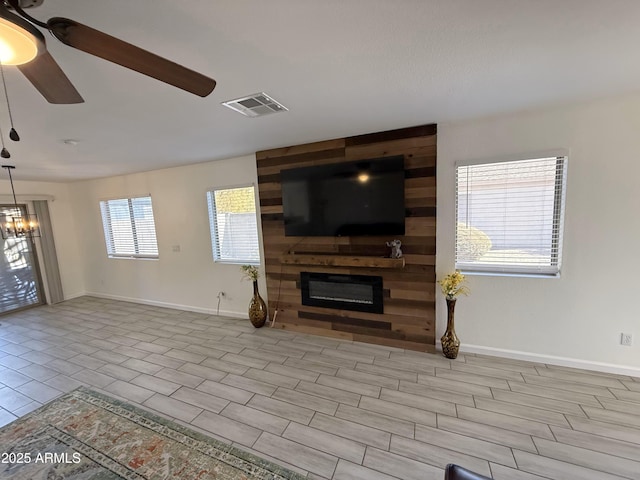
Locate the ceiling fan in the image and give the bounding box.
[0,0,216,104]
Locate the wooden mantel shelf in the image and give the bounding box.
[280,253,405,269]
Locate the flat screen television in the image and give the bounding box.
[281,155,405,236]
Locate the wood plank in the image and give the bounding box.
[256,139,345,160]
[280,254,405,269]
[345,124,437,146]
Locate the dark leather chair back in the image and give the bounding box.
[444,464,492,480]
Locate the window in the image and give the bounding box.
[100,196,159,259]
[207,185,260,264]
[455,156,567,276]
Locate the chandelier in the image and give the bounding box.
[1,164,39,238]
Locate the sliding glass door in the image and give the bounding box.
[0,204,45,314]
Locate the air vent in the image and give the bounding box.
[222,93,288,118]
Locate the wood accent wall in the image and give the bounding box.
[256,124,437,352]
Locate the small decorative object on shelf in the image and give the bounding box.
[386,239,403,259]
[241,265,268,328]
[438,270,469,359]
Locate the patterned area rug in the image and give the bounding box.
[0,387,304,479]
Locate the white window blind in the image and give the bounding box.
[100,196,159,259]
[207,185,260,264]
[455,156,567,276]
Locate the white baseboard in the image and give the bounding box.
[62,292,88,301]
[83,291,247,319]
[437,341,640,377]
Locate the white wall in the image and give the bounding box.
[0,180,84,300]
[438,92,640,374]
[69,155,265,317]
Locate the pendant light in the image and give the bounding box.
[1,164,39,238]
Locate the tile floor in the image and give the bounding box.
[1,296,640,479]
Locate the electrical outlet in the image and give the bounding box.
[621,333,633,346]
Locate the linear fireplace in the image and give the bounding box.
[300,272,384,314]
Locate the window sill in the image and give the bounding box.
[459,270,560,279]
[214,260,261,266]
[107,256,159,261]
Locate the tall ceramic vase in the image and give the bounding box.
[248,280,267,328]
[441,297,460,359]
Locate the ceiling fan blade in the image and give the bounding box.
[17,51,84,104]
[48,18,216,97]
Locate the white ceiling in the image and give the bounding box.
[3,0,640,182]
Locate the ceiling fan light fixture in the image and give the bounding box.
[0,6,44,65]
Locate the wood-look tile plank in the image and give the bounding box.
[508,380,601,407]
[457,405,554,439]
[303,353,357,369]
[373,358,435,375]
[359,396,437,427]
[220,373,277,396]
[535,367,627,389]
[417,373,493,397]
[221,353,269,369]
[316,374,381,397]
[220,402,290,435]
[492,388,586,416]
[399,380,475,407]
[522,373,617,398]
[490,463,560,480]
[475,397,570,427]
[283,422,366,464]
[130,373,180,396]
[283,358,338,376]
[388,352,451,369]
[567,414,640,445]
[171,387,230,414]
[379,388,456,416]
[622,381,640,393]
[310,413,391,450]
[143,393,202,423]
[464,355,544,373]
[451,362,527,381]
[333,459,398,480]
[200,357,250,375]
[253,432,338,478]
[583,405,640,428]
[513,449,628,480]
[335,404,414,438]
[154,367,203,388]
[272,387,339,416]
[415,424,516,467]
[598,397,640,416]
[296,381,361,407]
[336,368,399,389]
[435,368,510,389]
[550,425,640,462]
[266,363,320,382]
[533,437,640,479]
[196,380,254,404]
[390,435,492,476]
[191,410,261,446]
[437,415,537,452]
[247,395,315,425]
[355,362,418,382]
[363,448,442,480]
[610,388,640,404]
[103,380,155,404]
[178,363,227,382]
[244,368,300,389]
